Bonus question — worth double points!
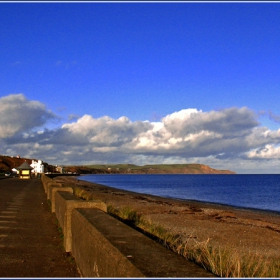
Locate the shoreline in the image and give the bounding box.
[77,176,280,222]
[171,197,280,217]
[60,176,280,260]
[79,174,280,217]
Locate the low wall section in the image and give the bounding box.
[41,174,213,278]
[55,191,106,253]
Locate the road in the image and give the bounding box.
[0,177,79,277]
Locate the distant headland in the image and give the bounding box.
[0,155,236,175]
[65,163,236,175]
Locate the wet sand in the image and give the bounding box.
[60,176,280,259]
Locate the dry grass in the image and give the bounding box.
[171,236,280,277]
[107,205,280,278]
[72,186,95,201]
[70,185,280,277]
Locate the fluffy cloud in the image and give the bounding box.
[247,143,280,159]
[162,107,258,136]
[129,107,260,157]
[62,115,152,147]
[0,94,56,138]
[1,94,280,173]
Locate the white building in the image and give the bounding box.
[30,160,44,174]
[55,165,65,173]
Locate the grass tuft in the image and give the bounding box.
[72,185,280,278]
[106,204,280,277]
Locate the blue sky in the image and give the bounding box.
[1,2,280,173]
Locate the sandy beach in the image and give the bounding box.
[59,176,280,261]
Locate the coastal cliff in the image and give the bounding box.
[64,163,236,174]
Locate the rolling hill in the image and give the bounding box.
[0,155,236,174]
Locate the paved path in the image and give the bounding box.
[0,177,80,277]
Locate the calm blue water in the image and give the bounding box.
[81,174,280,213]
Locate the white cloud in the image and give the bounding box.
[127,107,260,157]
[162,107,258,137]
[247,144,280,159]
[0,94,56,138]
[1,94,280,173]
[62,114,152,147]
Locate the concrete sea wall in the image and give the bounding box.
[41,174,213,277]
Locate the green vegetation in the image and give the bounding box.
[86,163,203,171]
[79,163,236,174]
[86,163,138,169]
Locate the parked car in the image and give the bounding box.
[5,172,11,177]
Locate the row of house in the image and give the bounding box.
[16,160,45,179]
[16,160,66,179]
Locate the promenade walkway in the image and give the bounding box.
[0,177,79,277]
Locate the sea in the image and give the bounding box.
[81,174,280,214]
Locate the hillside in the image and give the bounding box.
[65,163,236,174]
[0,155,236,174]
[0,155,53,173]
